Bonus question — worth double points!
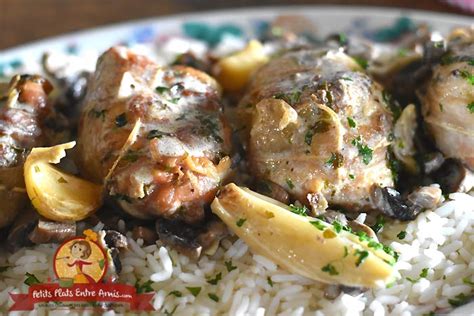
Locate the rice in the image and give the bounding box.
[0,191,473,315]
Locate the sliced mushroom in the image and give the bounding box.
[197,220,228,256]
[6,208,38,251]
[253,179,290,205]
[28,219,76,244]
[422,152,445,174]
[104,230,128,250]
[407,186,442,209]
[431,158,474,193]
[132,226,159,246]
[370,184,442,221]
[155,218,203,260]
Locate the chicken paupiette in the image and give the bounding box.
[77,47,232,224]
[238,49,395,212]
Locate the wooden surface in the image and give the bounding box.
[1,0,472,50]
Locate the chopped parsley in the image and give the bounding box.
[332,220,343,233]
[207,272,222,285]
[164,306,177,316]
[352,136,373,165]
[459,70,474,85]
[289,204,308,216]
[347,116,356,128]
[0,266,9,273]
[367,240,383,251]
[135,280,153,293]
[186,287,201,297]
[155,86,170,94]
[448,293,470,307]
[397,230,407,240]
[349,174,355,180]
[439,103,444,112]
[57,177,68,184]
[326,152,344,169]
[343,246,349,257]
[24,272,41,286]
[354,249,369,267]
[208,293,219,302]
[267,276,274,287]
[353,56,368,69]
[286,178,295,189]
[420,268,429,278]
[340,77,353,81]
[467,102,474,114]
[321,263,339,275]
[310,220,326,231]
[462,277,474,286]
[236,218,247,227]
[225,260,237,272]
[337,33,348,45]
[115,113,127,127]
[168,290,182,297]
[274,90,302,106]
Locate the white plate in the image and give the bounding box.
[1,5,473,314]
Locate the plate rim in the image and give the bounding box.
[2,4,473,56]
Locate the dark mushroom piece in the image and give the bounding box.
[155,217,229,260]
[155,218,203,260]
[6,208,38,251]
[28,219,76,244]
[431,158,474,194]
[132,226,159,246]
[253,179,290,205]
[370,185,441,221]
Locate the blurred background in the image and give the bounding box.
[1,0,473,50]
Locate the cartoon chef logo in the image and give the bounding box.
[53,229,107,284]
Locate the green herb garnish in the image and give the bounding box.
[236,218,247,227]
[460,70,474,85]
[207,272,222,285]
[310,220,326,231]
[208,293,219,302]
[355,250,369,267]
[448,293,470,307]
[186,287,201,297]
[267,276,274,287]
[352,136,373,165]
[353,56,368,69]
[326,152,344,169]
[225,260,237,272]
[289,204,308,216]
[332,220,343,233]
[397,231,407,240]
[467,102,474,114]
[347,116,356,128]
[274,90,302,106]
[155,86,170,94]
[321,263,339,275]
[135,280,153,293]
[168,290,182,297]
[24,272,41,286]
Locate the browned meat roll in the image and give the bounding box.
[419,28,474,170]
[237,49,394,212]
[0,75,55,228]
[77,47,231,224]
